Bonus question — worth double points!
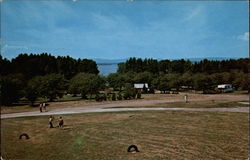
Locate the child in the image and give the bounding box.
[49,116,54,128]
[58,116,64,127]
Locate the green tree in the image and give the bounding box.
[193,74,215,93]
[123,83,136,99]
[39,74,67,101]
[133,71,153,85]
[0,74,25,105]
[107,73,125,91]
[68,73,105,99]
[26,76,44,106]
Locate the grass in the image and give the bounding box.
[156,100,249,108]
[107,100,249,109]
[1,111,249,160]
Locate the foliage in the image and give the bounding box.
[106,73,125,91]
[41,74,67,101]
[1,53,99,80]
[136,92,141,99]
[26,76,43,105]
[68,73,105,99]
[117,57,249,75]
[117,93,123,100]
[133,71,153,85]
[123,83,136,99]
[111,93,116,101]
[0,74,25,105]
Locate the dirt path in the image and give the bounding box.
[1,98,249,119]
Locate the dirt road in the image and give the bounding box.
[1,94,249,119]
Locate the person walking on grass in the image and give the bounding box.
[58,116,64,127]
[49,116,54,128]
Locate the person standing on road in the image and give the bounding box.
[184,94,188,103]
[39,103,43,112]
[43,102,46,111]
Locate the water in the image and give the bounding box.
[97,63,118,76]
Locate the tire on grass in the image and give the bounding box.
[127,144,140,152]
[19,133,30,139]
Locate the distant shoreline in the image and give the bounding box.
[97,63,119,65]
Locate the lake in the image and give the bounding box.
[97,63,118,76]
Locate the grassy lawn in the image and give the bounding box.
[156,100,249,108]
[1,111,249,160]
[107,100,249,109]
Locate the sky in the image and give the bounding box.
[1,0,249,60]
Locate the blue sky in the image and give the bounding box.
[1,0,249,60]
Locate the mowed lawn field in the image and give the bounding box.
[1,110,249,160]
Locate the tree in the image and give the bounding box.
[77,59,99,75]
[26,76,44,106]
[193,74,215,93]
[179,72,193,88]
[39,74,67,101]
[106,73,125,91]
[123,83,136,99]
[133,71,153,86]
[157,75,171,93]
[68,73,105,99]
[0,74,25,105]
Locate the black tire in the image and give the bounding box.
[19,133,30,139]
[127,145,139,152]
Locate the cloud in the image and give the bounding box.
[238,32,249,41]
[185,6,203,21]
[2,44,28,50]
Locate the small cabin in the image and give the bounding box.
[134,83,149,92]
[217,84,234,93]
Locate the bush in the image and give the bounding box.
[137,92,141,99]
[95,94,102,101]
[102,94,107,101]
[117,93,123,100]
[112,93,116,101]
[123,92,130,100]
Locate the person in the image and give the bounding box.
[43,102,46,111]
[184,94,188,103]
[39,103,43,112]
[49,116,54,128]
[58,116,64,127]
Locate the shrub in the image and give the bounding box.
[112,93,116,101]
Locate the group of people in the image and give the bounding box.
[39,103,47,112]
[49,116,64,128]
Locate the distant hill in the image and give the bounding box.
[94,58,127,64]
[185,57,241,62]
[94,57,241,64]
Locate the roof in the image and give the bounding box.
[134,83,148,89]
[218,84,232,88]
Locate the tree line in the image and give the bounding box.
[0,53,99,105]
[0,53,99,80]
[114,57,249,94]
[118,57,249,74]
[0,54,249,106]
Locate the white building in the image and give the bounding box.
[217,84,234,93]
[134,83,149,92]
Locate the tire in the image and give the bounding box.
[19,133,30,139]
[127,145,139,152]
